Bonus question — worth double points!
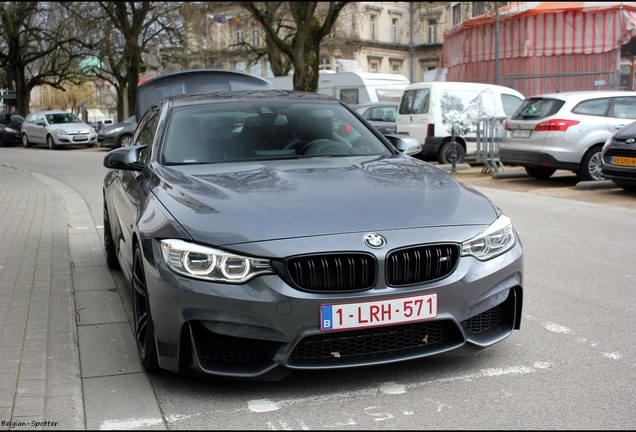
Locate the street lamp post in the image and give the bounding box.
[495,2,500,86]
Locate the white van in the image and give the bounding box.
[396,81,524,163]
[269,71,410,105]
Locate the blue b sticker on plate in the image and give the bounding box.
[320,305,333,330]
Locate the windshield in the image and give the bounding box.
[162,101,392,165]
[512,98,565,120]
[45,112,82,124]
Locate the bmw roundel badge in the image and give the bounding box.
[364,233,386,249]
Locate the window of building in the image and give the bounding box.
[252,26,260,47]
[370,14,377,40]
[392,63,400,74]
[452,3,462,26]
[370,62,379,73]
[391,18,398,44]
[428,19,437,44]
[473,2,488,17]
[236,26,244,44]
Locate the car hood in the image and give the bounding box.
[150,155,498,246]
[51,123,93,133]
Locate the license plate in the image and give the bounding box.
[511,129,531,138]
[611,156,636,167]
[320,293,437,331]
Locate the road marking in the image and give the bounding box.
[99,417,163,430]
[245,361,554,414]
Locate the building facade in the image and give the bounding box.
[186,2,489,83]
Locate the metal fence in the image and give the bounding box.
[474,116,508,175]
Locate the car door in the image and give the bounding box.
[32,113,48,144]
[109,106,161,276]
[607,96,636,133]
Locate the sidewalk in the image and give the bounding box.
[0,164,163,430]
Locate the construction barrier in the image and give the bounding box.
[475,116,508,175]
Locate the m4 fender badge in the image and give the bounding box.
[364,233,386,249]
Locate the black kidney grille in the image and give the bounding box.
[386,244,459,286]
[289,320,462,365]
[286,254,376,292]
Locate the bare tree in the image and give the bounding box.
[0,2,90,114]
[66,2,188,120]
[241,1,351,91]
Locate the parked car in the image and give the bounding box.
[97,115,136,148]
[93,118,114,133]
[500,90,636,181]
[601,120,636,191]
[397,81,524,164]
[0,113,24,147]
[353,102,398,134]
[21,110,97,149]
[102,70,523,380]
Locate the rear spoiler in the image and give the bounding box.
[135,69,272,119]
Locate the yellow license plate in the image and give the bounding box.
[611,156,636,167]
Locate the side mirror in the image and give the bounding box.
[384,134,422,156]
[103,144,147,171]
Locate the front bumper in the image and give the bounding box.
[141,229,523,379]
[53,133,97,145]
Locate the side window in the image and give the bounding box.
[399,88,430,114]
[133,106,160,163]
[610,97,636,119]
[571,98,610,116]
[501,94,523,116]
[339,89,359,105]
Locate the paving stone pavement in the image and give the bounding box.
[0,164,163,430]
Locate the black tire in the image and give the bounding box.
[525,166,556,179]
[22,133,31,148]
[103,204,120,270]
[579,146,603,181]
[132,244,160,372]
[438,141,466,164]
[47,134,57,150]
[118,134,133,148]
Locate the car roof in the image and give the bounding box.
[166,89,340,108]
[528,90,636,100]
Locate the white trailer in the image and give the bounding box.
[268,71,410,105]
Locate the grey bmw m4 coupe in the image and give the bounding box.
[103,70,523,380]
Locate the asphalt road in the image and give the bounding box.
[2,145,634,430]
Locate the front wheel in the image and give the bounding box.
[118,134,133,148]
[438,141,466,164]
[132,244,160,372]
[22,134,31,148]
[579,147,603,181]
[47,135,57,150]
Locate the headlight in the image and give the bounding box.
[160,239,273,283]
[105,127,124,135]
[461,215,516,261]
[54,129,66,136]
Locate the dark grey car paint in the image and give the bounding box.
[104,72,522,379]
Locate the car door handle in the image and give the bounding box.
[615,124,626,129]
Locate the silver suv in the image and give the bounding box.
[22,110,97,149]
[500,91,636,181]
